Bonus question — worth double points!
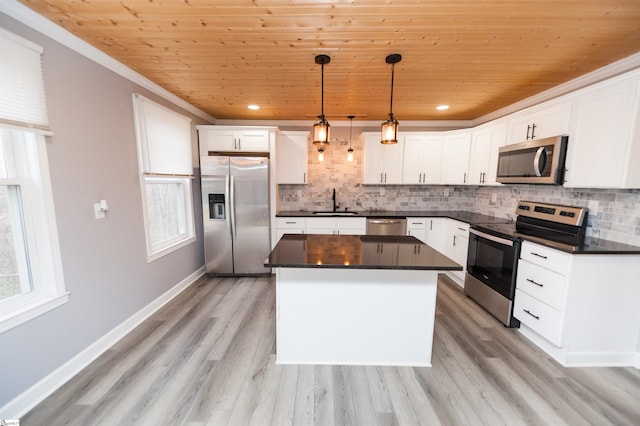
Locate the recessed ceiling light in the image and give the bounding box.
[436,105,449,111]
[248,104,260,110]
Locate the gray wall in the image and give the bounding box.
[0,13,207,406]
[278,126,640,247]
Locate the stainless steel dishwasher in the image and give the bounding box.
[366,218,407,235]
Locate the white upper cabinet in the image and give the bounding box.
[440,130,472,185]
[363,132,404,184]
[402,133,443,184]
[197,126,271,153]
[506,101,571,145]
[468,121,506,185]
[276,131,308,184]
[564,70,640,188]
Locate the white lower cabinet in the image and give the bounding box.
[406,217,428,243]
[514,241,640,367]
[444,220,469,285]
[425,218,447,252]
[304,217,366,235]
[275,218,306,242]
[418,217,468,287]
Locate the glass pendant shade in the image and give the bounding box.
[380,54,401,145]
[347,114,355,161]
[318,147,325,162]
[381,115,398,144]
[313,116,330,146]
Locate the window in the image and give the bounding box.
[0,28,67,332]
[132,94,195,261]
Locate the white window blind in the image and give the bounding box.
[133,93,193,176]
[0,27,50,133]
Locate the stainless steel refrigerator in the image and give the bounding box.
[201,155,271,275]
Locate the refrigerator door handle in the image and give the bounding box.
[229,174,236,240]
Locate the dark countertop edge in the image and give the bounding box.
[264,263,463,271]
[520,235,640,255]
[276,210,508,224]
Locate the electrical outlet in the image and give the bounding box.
[443,188,449,197]
[490,193,498,205]
[588,200,598,216]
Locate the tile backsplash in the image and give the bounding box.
[278,130,640,247]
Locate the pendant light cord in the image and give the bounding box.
[388,63,395,117]
[321,63,325,118]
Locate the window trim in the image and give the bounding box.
[140,175,196,263]
[0,131,68,333]
[132,94,196,262]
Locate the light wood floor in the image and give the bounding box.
[23,274,640,425]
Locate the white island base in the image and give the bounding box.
[275,267,438,367]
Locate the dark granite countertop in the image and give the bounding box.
[277,210,511,225]
[265,234,463,271]
[472,222,640,255]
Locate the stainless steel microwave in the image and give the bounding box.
[496,136,568,184]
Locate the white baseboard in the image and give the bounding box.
[0,266,205,420]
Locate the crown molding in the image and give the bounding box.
[473,52,640,125]
[0,1,215,123]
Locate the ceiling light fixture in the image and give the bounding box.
[436,105,449,111]
[347,115,355,162]
[313,54,331,147]
[248,104,260,110]
[381,53,402,144]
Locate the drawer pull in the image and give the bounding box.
[285,221,297,224]
[531,252,548,259]
[457,227,466,232]
[526,278,544,287]
[523,309,540,320]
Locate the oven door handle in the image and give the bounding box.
[469,228,514,246]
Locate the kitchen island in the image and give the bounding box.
[264,234,461,367]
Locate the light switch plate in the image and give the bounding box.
[94,202,106,219]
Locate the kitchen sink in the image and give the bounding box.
[312,211,359,216]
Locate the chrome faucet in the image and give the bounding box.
[332,188,340,212]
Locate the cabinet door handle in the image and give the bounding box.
[380,173,383,183]
[531,123,537,139]
[303,172,306,183]
[526,278,544,287]
[531,252,548,259]
[453,235,457,246]
[457,227,466,232]
[523,309,540,320]
[463,172,467,183]
[430,220,433,231]
[526,125,531,140]
[385,173,387,183]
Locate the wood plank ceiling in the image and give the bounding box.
[19,0,640,122]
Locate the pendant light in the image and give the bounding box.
[313,54,331,146]
[347,115,355,162]
[381,54,402,144]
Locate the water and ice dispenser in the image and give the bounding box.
[208,193,225,219]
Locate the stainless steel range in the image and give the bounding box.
[465,201,588,327]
